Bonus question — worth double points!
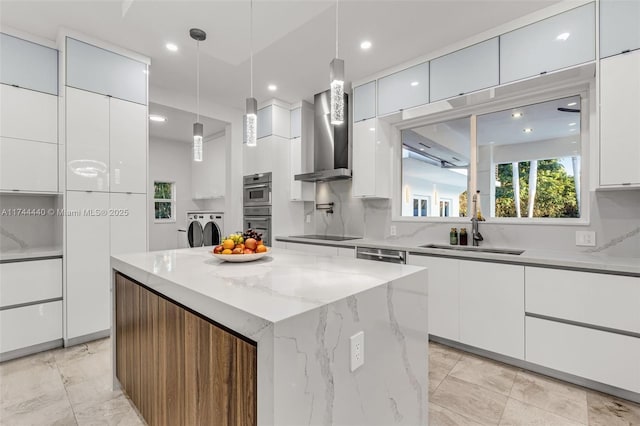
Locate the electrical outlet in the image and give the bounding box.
[306,215,311,223]
[390,225,397,236]
[576,230,596,247]
[350,331,364,372]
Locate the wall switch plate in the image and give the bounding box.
[576,231,596,247]
[306,215,311,223]
[350,331,364,372]
[390,225,397,236]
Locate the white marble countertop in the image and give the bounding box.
[111,247,425,325]
[0,246,63,262]
[277,236,640,276]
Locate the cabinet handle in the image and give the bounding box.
[85,190,93,193]
[540,71,547,75]
[621,49,631,54]
[12,189,19,192]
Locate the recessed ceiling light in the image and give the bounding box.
[369,127,375,132]
[360,40,372,50]
[567,102,577,107]
[142,69,149,75]
[165,43,178,52]
[512,112,523,118]
[569,122,577,126]
[268,84,277,91]
[570,128,577,132]
[410,81,420,87]
[149,115,167,122]
[556,32,570,41]
[419,148,425,151]
[489,141,495,145]
[523,128,533,133]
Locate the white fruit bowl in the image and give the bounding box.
[211,248,270,263]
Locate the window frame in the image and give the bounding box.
[392,81,592,225]
[153,181,176,223]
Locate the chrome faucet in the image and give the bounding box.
[471,190,485,246]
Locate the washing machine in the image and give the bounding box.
[186,211,224,248]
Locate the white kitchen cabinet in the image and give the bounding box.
[110,193,146,255]
[257,104,290,140]
[0,84,57,144]
[377,62,429,116]
[66,87,110,191]
[65,190,111,340]
[0,33,58,95]
[289,103,314,202]
[0,301,62,355]
[192,135,226,199]
[526,267,640,333]
[353,81,376,122]
[285,242,337,256]
[0,137,57,192]
[352,118,392,198]
[257,106,272,139]
[600,0,640,59]
[109,97,147,194]
[459,261,525,359]
[66,37,147,105]
[406,254,460,341]
[526,316,640,393]
[0,259,62,308]
[500,3,595,84]
[430,38,499,102]
[337,247,355,258]
[290,107,301,139]
[600,51,640,187]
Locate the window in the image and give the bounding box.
[439,199,452,217]
[412,196,430,217]
[154,181,175,222]
[477,95,582,219]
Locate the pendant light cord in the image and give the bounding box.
[196,40,200,122]
[250,0,254,98]
[335,0,339,58]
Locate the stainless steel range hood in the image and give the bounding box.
[294,90,351,182]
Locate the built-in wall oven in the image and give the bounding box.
[243,173,272,206]
[243,173,272,246]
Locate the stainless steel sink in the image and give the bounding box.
[420,244,525,255]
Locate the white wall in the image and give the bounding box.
[148,137,199,251]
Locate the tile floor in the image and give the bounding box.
[1,338,639,425]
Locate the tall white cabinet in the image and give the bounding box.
[63,36,149,344]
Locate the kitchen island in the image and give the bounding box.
[110,247,428,426]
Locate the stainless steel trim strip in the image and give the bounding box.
[0,255,63,264]
[357,252,405,261]
[0,297,63,311]
[525,312,640,339]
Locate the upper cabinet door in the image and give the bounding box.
[500,3,595,84]
[430,38,499,102]
[290,107,301,139]
[66,87,110,191]
[353,81,376,122]
[66,37,147,105]
[110,98,147,194]
[257,106,272,139]
[0,85,57,144]
[0,33,58,95]
[600,0,640,58]
[377,62,429,116]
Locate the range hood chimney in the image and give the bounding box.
[294,90,351,182]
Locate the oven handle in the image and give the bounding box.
[357,251,405,262]
[244,183,270,190]
[244,217,270,222]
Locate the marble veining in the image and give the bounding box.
[585,225,640,254]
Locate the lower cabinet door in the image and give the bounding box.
[285,242,337,256]
[459,261,525,359]
[110,192,146,255]
[406,254,460,341]
[66,191,111,340]
[0,301,62,354]
[337,247,355,258]
[526,316,640,393]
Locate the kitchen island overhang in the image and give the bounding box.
[111,247,429,425]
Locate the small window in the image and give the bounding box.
[412,196,430,217]
[154,181,175,222]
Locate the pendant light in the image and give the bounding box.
[190,28,206,162]
[330,0,344,125]
[245,0,258,146]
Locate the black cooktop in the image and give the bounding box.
[289,235,361,241]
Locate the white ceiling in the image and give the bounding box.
[1,0,564,110]
[149,102,227,143]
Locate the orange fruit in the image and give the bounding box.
[221,248,233,254]
[236,243,245,250]
[222,239,235,250]
[256,244,267,253]
[245,238,257,250]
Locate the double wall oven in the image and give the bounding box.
[243,173,272,246]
